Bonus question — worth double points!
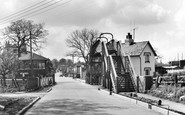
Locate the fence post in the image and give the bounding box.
[137,76,139,93]
[116,77,118,94]
[109,77,112,95]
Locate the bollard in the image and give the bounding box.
[148,104,152,109]
[157,100,162,106]
[110,91,112,95]
[157,100,170,115]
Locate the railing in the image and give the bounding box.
[117,41,136,89]
[117,41,126,73]
[127,55,144,92]
[117,41,144,92]
[102,41,117,93]
[108,55,118,93]
[126,56,138,91]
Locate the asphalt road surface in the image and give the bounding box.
[25,73,163,115]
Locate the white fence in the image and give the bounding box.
[40,77,54,87]
[167,69,185,74]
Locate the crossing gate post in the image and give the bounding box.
[137,76,139,93]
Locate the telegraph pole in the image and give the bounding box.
[30,32,33,77]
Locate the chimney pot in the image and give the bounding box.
[125,33,134,45]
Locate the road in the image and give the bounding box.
[25,73,163,115]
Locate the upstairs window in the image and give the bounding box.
[144,52,151,63]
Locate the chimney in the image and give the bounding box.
[125,33,134,45]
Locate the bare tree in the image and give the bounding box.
[0,49,20,87]
[2,19,48,57]
[66,28,99,65]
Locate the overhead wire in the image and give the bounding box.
[0,0,99,26]
[0,0,72,25]
[0,0,44,17]
[48,0,97,21]
[0,0,63,24]
[19,0,72,21]
[0,0,47,21]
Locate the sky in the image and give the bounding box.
[0,0,184,63]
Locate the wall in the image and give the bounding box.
[130,56,141,76]
[140,44,155,76]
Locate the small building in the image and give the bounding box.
[122,33,157,77]
[4,41,53,78]
[169,60,185,69]
[18,52,52,78]
[74,63,86,79]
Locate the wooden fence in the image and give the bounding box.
[0,76,55,92]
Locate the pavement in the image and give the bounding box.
[137,93,185,114]
[25,73,164,115]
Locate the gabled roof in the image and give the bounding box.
[122,41,157,56]
[19,52,49,61]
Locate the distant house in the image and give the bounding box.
[18,52,52,78]
[169,60,185,69]
[122,33,157,77]
[4,41,53,78]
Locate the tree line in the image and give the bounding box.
[0,19,99,87]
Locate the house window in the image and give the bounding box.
[144,52,151,63]
[144,67,151,76]
[33,62,45,69]
[39,63,45,69]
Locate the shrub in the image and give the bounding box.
[175,87,185,98]
[149,85,182,100]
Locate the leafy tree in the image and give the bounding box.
[66,59,73,66]
[0,48,20,86]
[59,58,66,65]
[66,28,99,65]
[51,59,59,71]
[2,19,48,57]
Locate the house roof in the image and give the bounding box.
[19,52,49,61]
[122,41,157,56]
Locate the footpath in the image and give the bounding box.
[137,93,185,114]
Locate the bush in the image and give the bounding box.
[149,85,181,99]
[176,87,185,98]
[148,84,185,103]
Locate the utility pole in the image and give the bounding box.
[30,32,33,77]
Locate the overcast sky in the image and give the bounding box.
[0,0,184,63]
